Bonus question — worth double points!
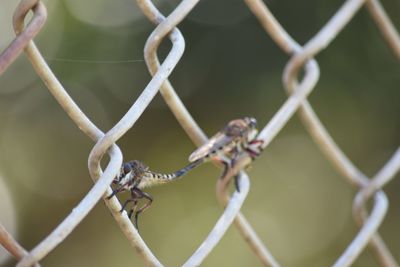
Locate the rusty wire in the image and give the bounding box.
[0,0,399,266]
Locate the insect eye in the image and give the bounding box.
[249,117,257,128]
[123,163,131,174]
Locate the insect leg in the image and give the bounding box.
[128,200,138,219]
[244,148,261,160]
[128,209,134,219]
[247,139,265,159]
[118,189,140,217]
[249,139,264,146]
[234,175,241,193]
[230,146,242,192]
[120,199,135,213]
[231,147,239,167]
[219,159,230,179]
[131,189,153,230]
[107,186,126,199]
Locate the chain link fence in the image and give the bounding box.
[0,0,399,266]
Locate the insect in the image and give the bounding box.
[107,159,201,229]
[188,117,264,191]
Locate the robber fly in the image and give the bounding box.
[188,117,264,191]
[107,159,200,229]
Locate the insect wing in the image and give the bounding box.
[188,132,233,162]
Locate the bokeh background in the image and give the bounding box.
[0,0,399,266]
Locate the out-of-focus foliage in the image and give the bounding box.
[0,0,399,266]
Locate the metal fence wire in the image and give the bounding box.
[0,0,399,266]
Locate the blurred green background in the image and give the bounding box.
[0,0,399,266]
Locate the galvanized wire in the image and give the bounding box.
[245,0,400,266]
[0,224,41,267]
[0,0,398,266]
[137,0,278,265]
[0,0,46,75]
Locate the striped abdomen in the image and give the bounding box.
[137,159,203,189]
[197,140,238,162]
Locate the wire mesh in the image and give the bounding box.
[0,0,399,266]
